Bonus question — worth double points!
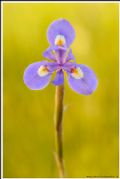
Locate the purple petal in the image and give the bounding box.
[52,70,64,86]
[56,48,66,64]
[66,49,75,62]
[57,48,75,63]
[43,47,56,60]
[47,62,58,72]
[67,64,98,95]
[23,61,54,90]
[43,46,75,64]
[63,62,76,72]
[47,19,75,47]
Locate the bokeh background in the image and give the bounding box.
[3,3,119,178]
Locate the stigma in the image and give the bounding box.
[37,65,49,77]
[55,35,66,46]
[71,67,84,79]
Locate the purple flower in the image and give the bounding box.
[23,19,98,95]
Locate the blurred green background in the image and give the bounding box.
[3,3,119,178]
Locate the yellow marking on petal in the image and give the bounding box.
[71,67,84,79]
[37,65,49,77]
[52,50,55,55]
[55,35,66,46]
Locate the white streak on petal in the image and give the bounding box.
[55,35,66,46]
[71,67,84,79]
[37,65,49,77]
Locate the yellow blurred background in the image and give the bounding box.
[3,3,119,178]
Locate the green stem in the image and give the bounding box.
[54,84,65,178]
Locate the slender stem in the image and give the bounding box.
[54,84,65,178]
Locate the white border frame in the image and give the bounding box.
[1,1,120,179]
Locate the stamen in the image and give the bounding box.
[37,65,49,77]
[71,67,84,79]
[55,35,66,46]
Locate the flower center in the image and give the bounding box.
[55,35,66,46]
[56,64,63,72]
[71,67,84,79]
[37,65,49,77]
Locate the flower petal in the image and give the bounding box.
[67,64,98,95]
[47,19,75,47]
[66,49,75,62]
[43,46,75,64]
[52,70,64,86]
[43,47,56,60]
[43,46,66,63]
[23,61,55,90]
[63,62,76,72]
